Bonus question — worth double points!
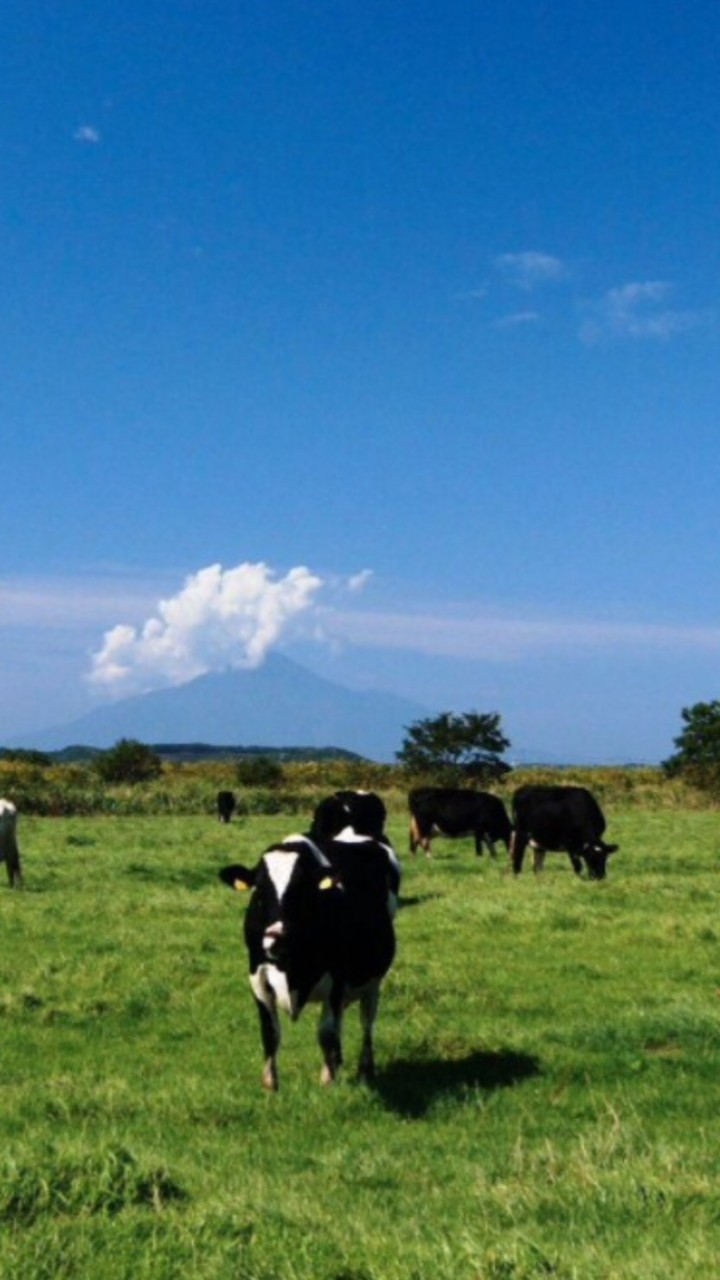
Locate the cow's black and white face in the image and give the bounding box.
[231,840,337,1019]
[582,841,618,880]
[256,850,313,961]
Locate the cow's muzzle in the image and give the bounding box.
[263,921,286,961]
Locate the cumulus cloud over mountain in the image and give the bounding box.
[89,562,325,697]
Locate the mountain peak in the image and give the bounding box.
[15,655,429,761]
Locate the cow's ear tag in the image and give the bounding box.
[233,878,250,892]
[319,877,334,891]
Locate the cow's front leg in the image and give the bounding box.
[510,831,527,875]
[357,981,381,1082]
[5,839,22,887]
[478,832,498,859]
[251,986,281,1091]
[318,990,344,1085]
[531,843,546,874]
[6,856,22,887]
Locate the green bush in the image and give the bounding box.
[93,740,163,786]
[235,755,285,788]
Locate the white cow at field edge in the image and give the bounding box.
[0,800,22,887]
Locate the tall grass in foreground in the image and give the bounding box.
[1,810,719,1278]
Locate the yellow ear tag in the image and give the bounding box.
[319,877,334,890]
[233,879,249,892]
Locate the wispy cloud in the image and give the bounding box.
[88,562,325,695]
[319,604,720,662]
[455,286,488,302]
[73,125,101,144]
[493,251,565,290]
[494,311,541,329]
[347,569,374,593]
[580,280,709,344]
[0,574,163,629]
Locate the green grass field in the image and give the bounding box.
[1,809,719,1279]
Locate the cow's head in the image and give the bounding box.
[582,841,619,880]
[310,795,350,841]
[220,840,341,970]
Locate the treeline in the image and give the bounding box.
[0,756,712,817]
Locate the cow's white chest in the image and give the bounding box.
[251,964,333,1020]
[252,964,297,1018]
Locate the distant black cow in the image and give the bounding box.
[220,829,395,1091]
[311,791,400,914]
[408,787,512,858]
[0,800,22,888]
[511,785,618,880]
[217,791,236,824]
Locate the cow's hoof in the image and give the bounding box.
[262,1065,278,1092]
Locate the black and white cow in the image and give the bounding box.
[511,785,618,880]
[0,799,22,887]
[220,829,396,1091]
[311,791,400,913]
[408,787,513,858]
[217,790,236,823]
[328,789,387,840]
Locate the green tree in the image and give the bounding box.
[396,711,511,783]
[662,701,720,790]
[235,755,285,788]
[0,748,51,766]
[93,739,163,785]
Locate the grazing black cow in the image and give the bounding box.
[0,800,22,887]
[311,791,400,914]
[217,790,236,824]
[220,829,396,1091]
[511,785,618,880]
[408,787,513,858]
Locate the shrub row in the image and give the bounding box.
[0,759,714,817]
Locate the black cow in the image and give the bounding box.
[220,829,396,1091]
[0,800,22,887]
[408,787,512,858]
[511,785,618,880]
[311,791,400,913]
[217,790,236,823]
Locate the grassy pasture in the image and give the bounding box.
[1,809,719,1278]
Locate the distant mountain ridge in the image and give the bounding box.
[13,654,430,762]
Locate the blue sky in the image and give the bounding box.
[1,0,718,760]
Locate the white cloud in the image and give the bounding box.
[73,125,101,144]
[580,280,708,344]
[493,251,565,290]
[89,562,325,696]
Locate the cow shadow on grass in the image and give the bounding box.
[371,1048,540,1119]
[397,892,442,910]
